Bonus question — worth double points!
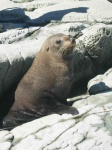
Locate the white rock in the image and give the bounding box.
[105,113,112,132]
[11,0,75,3]
[11,0,33,3]
[0,27,39,44]
[1,0,112,24]
[20,0,75,12]
[32,22,89,40]
[0,0,19,10]
[77,139,96,150]
[88,68,112,94]
[2,49,24,93]
[77,24,112,78]
[0,130,13,142]
[10,114,76,145]
[25,1,112,25]
[0,142,11,150]
[73,91,112,109]
[0,40,39,95]
[0,130,13,150]
[1,96,111,150]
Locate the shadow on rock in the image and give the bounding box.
[88,81,111,95]
[0,7,89,26]
[26,7,89,26]
[0,7,30,22]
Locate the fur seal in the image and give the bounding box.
[1,33,78,129]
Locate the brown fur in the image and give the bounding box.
[2,33,78,129]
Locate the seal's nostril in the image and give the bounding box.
[70,38,75,43]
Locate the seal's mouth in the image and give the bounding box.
[59,45,75,55]
[66,48,74,55]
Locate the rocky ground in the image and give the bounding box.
[0,0,112,149]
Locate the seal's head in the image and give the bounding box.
[41,33,76,58]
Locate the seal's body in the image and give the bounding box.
[2,33,78,129]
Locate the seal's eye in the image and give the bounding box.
[56,39,62,45]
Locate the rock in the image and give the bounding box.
[108,0,112,2]
[73,90,112,109]
[0,130,13,150]
[31,22,89,40]
[105,112,112,133]
[11,0,33,3]
[0,142,11,150]
[20,0,75,12]
[91,0,110,2]
[3,99,112,149]
[0,23,5,33]
[3,23,27,31]
[25,1,112,25]
[21,1,56,12]
[70,24,112,96]
[0,0,112,149]
[0,130,13,142]
[10,114,77,145]
[1,0,112,24]
[1,84,111,150]
[88,68,112,95]
[0,0,19,10]
[1,49,24,93]
[0,40,40,96]
[77,24,112,74]
[0,51,10,97]
[0,8,27,22]
[0,26,39,44]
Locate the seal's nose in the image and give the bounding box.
[70,37,75,43]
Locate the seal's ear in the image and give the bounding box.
[46,47,49,52]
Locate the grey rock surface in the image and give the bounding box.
[11,0,33,3]
[25,1,112,25]
[77,24,112,72]
[0,26,39,44]
[20,0,75,12]
[88,68,112,95]
[0,40,39,97]
[3,23,27,31]
[0,130,13,150]
[11,0,74,3]
[1,0,112,24]
[0,7,26,22]
[108,0,112,2]
[0,23,5,33]
[0,94,112,150]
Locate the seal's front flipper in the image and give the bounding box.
[39,98,79,116]
[53,102,79,115]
